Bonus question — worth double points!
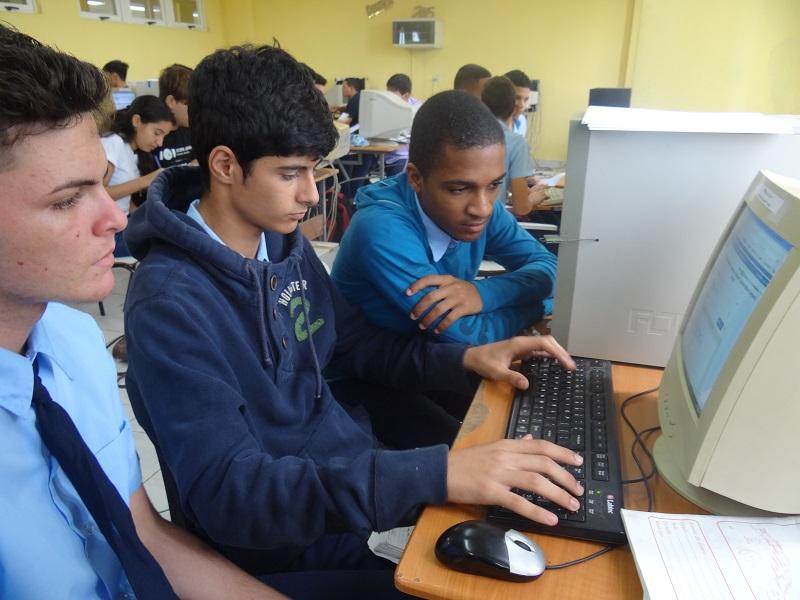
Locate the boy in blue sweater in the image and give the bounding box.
[331,90,556,345]
[124,44,583,579]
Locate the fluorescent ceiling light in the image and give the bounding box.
[86,0,105,5]
[130,4,145,11]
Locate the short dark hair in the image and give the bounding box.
[453,64,491,90]
[386,73,412,95]
[159,63,193,102]
[302,64,327,87]
[503,69,531,88]
[189,45,337,190]
[409,90,503,177]
[0,24,107,167]
[344,77,365,92]
[481,76,516,121]
[103,59,129,81]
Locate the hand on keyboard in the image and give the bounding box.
[463,335,576,390]
[447,437,584,526]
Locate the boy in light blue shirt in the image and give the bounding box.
[0,24,282,600]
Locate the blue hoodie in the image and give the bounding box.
[123,167,473,573]
[331,173,557,345]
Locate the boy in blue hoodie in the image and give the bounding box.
[124,44,584,579]
[331,90,556,346]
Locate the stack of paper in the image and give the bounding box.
[621,508,800,600]
[367,526,414,564]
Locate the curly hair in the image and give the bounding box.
[409,90,503,177]
[190,45,337,190]
[0,23,107,166]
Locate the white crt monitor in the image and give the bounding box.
[654,170,800,515]
[358,90,416,140]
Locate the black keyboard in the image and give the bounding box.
[486,357,627,545]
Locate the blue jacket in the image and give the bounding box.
[123,167,472,573]
[331,173,557,345]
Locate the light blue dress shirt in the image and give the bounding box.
[414,193,456,262]
[498,120,535,206]
[512,113,528,137]
[187,199,269,261]
[0,302,141,599]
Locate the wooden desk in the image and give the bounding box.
[396,363,704,599]
[350,142,404,180]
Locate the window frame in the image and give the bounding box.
[120,0,166,26]
[77,0,122,22]
[0,0,37,13]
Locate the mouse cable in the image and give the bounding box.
[619,387,660,512]
[545,543,617,570]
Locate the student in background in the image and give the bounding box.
[157,63,195,168]
[338,76,365,126]
[123,44,582,583]
[332,90,557,346]
[102,59,129,88]
[453,63,491,97]
[0,23,284,600]
[386,72,421,106]
[384,73,420,177]
[504,69,533,137]
[102,95,174,255]
[481,76,546,216]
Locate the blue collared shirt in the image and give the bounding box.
[414,193,457,262]
[187,199,269,261]
[0,302,141,599]
[512,113,528,136]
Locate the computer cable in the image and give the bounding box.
[619,387,661,512]
[544,543,616,570]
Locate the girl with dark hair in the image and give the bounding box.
[102,95,175,213]
[102,95,175,256]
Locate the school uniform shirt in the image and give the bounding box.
[512,113,528,137]
[155,127,194,169]
[0,303,141,599]
[332,172,556,345]
[343,91,361,127]
[497,120,535,206]
[101,133,139,214]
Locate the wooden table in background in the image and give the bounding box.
[395,363,705,599]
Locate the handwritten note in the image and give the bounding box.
[621,509,800,600]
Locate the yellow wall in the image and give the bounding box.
[1,0,227,80]
[224,0,634,161]
[5,0,799,160]
[629,0,800,115]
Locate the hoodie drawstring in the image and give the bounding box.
[296,261,323,400]
[249,263,273,368]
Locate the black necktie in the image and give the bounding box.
[31,361,178,599]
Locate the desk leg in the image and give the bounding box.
[320,177,328,241]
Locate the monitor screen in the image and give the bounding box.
[358,90,416,140]
[111,88,136,110]
[654,170,800,515]
[681,204,792,414]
